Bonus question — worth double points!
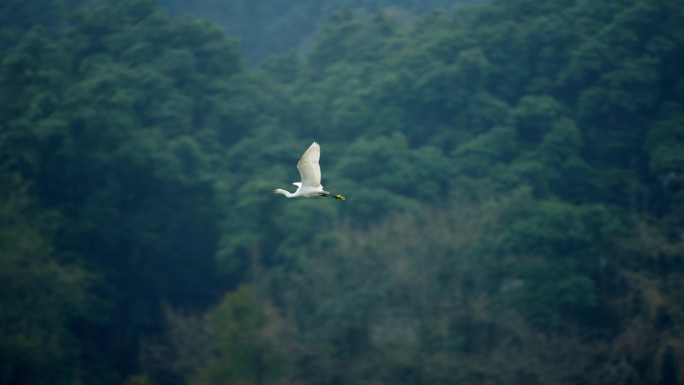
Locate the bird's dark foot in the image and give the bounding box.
[321,193,345,201]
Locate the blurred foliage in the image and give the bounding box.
[0,174,93,385]
[200,286,284,385]
[1,0,684,384]
[158,0,481,65]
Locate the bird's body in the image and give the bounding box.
[273,142,345,200]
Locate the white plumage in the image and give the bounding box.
[273,142,345,200]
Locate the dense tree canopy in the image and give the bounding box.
[1,0,683,384]
[159,0,481,65]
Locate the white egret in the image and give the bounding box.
[273,142,345,201]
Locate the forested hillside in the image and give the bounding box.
[1,0,683,384]
[159,0,481,64]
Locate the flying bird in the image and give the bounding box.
[273,142,345,201]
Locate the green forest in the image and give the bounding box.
[1,0,683,384]
[160,0,481,64]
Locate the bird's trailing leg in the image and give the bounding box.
[321,192,346,201]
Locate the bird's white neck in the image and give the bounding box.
[274,189,295,198]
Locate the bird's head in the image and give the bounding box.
[273,188,291,197]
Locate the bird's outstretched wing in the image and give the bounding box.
[297,142,322,188]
